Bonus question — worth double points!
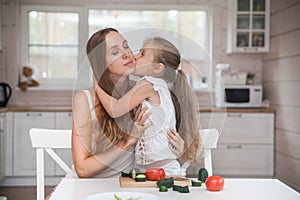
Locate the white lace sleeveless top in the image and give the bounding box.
[135,76,177,165]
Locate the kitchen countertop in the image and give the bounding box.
[0,106,275,113]
[199,107,276,113]
[0,106,72,112]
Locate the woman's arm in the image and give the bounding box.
[72,91,151,178]
[94,79,155,118]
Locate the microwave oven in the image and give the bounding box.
[215,84,262,108]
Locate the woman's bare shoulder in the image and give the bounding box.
[73,89,93,112]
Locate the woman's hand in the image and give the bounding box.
[127,105,152,146]
[168,128,185,159]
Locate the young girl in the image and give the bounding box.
[95,37,201,176]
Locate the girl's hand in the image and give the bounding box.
[168,128,185,159]
[127,105,152,145]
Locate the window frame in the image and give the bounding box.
[20,5,88,90]
[20,4,213,91]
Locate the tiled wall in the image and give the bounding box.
[263,0,300,192]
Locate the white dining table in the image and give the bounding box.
[50,178,300,200]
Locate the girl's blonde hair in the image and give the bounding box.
[144,37,202,164]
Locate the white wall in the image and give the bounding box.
[263,0,300,192]
[0,0,263,107]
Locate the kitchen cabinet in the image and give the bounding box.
[0,113,5,180]
[0,110,73,186]
[199,112,274,177]
[13,112,55,176]
[226,0,270,53]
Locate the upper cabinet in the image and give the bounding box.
[226,0,270,53]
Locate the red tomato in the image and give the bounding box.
[205,176,224,191]
[145,168,166,181]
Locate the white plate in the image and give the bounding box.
[85,192,162,200]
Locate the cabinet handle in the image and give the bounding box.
[26,113,42,117]
[68,113,72,117]
[227,113,242,118]
[227,145,242,149]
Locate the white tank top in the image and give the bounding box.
[68,89,135,178]
[135,76,177,165]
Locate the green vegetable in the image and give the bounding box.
[113,194,141,200]
[198,168,208,182]
[156,177,174,188]
[178,185,190,193]
[159,185,168,192]
[172,185,181,191]
[114,194,122,200]
[172,185,190,193]
[121,171,129,177]
[191,179,202,187]
[129,168,141,179]
[135,174,146,182]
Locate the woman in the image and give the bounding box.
[72,28,184,178]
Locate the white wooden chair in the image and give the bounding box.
[182,129,219,176]
[29,128,72,200]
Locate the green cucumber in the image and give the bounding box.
[178,185,190,193]
[135,174,147,182]
[121,171,129,177]
[198,168,208,182]
[172,185,190,193]
[159,185,168,192]
[191,179,202,187]
[156,177,174,188]
[129,168,141,179]
[172,185,181,191]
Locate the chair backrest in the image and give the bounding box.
[29,128,72,200]
[182,129,219,177]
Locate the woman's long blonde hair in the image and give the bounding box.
[86,28,130,146]
[144,37,202,164]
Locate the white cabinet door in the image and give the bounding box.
[0,113,5,180]
[212,144,273,176]
[4,112,13,176]
[13,112,55,176]
[200,112,274,144]
[55,112,73,175]
[199,112,274,177]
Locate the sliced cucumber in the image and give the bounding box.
[121,171,129,177]
[178,185,190,193]
[129,168,141,179]
[159,185,168,192]
[191,179,202,187]
[156,177,174,188]
[135,174,147,182]
[172,185,181,191]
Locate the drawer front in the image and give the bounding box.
[200,113,274,143]
[212,144,274,176]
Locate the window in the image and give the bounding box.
[28,11,78,79]
[20,5,84,89]
[20,5,211,90]
[89,8,210,90]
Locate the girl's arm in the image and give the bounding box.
[72,90,151,178]
[94,79,155,118]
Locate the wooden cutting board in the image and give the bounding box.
[119,176,191,188]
